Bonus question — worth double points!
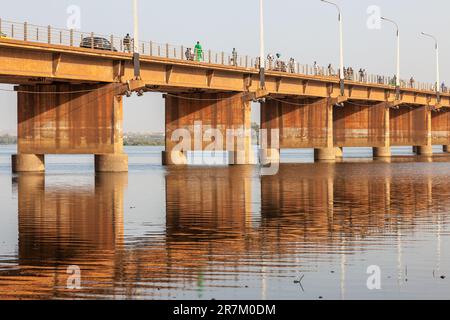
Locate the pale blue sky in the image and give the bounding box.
[1,0,449,133]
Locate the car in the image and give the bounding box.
[79,36,117,51]
[0,32,7,39]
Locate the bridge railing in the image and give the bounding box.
[0,18,442,93]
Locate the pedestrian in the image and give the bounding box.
[410,77,415,88]
[231,48,238,66]
[327,64,334,76]
[314,61,319,75]
[194,41,203,62]
[441,81,446,93]
[185,48,194,61]
[123,33,132,53]
[288,58,296,73]
[267,53,274,70]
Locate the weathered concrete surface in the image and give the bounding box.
[164,93,253,165]
[334,102,387,148]
[18,83,125,155]
[432,109,450,145]
[261,98,332,149]
[390,106,429,147]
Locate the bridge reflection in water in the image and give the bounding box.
[1,160,449,299]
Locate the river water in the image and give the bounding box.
[0,145,449,300]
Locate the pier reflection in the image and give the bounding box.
[0,160,448,299]
[0,173,127,299]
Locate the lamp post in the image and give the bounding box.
[421,32,440,100]
[321,0,344,96]
[382,17,400,100]
[133,0,141,79]
[259,0,265,89]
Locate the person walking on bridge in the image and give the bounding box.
[231,48,238,66]
[123,33,132,53]
[194,41,203,62]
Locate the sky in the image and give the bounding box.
[1,0,450,134]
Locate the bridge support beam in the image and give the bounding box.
[164,93,254,166]
[13,83,127,172]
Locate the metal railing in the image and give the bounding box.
[0,18,442,93]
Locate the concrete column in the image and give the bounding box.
[12,154,45,173]
[373,104,391,158]
[95,154,128,173]
[315,100,335,161]
[260,99,281,166]
[416,107,433,156]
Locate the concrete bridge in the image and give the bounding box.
[1,19,450,172]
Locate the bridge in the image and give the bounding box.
[1,18,450,172]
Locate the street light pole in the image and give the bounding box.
[133,0,141,79]
[382,17,400,100]
[421,32,440,100]
[321,0,345,97]
[259,0,265,89]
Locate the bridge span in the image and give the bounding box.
[1,19,450,172]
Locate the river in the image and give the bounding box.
[0,145,449,299]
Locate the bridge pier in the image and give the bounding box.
[315,100,335,161]
[163,93,254,166]
[444,145,450,153]
[261,97,336,163]
[13,83,128,173]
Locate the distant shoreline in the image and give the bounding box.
[0,134,165,146]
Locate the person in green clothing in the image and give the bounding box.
[194,41,203,61]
